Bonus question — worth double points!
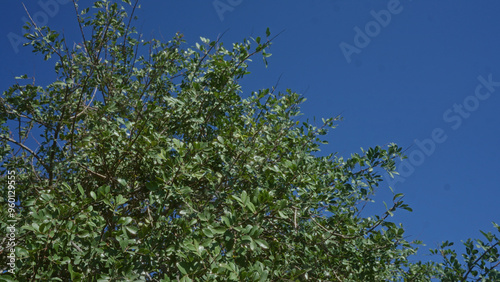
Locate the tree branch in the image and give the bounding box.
[0,135,49,172]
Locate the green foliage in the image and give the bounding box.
[430,223,500,282]
[0,0,499,280]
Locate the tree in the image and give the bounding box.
[1,0,499,280]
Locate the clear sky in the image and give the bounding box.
[2,0,500,265]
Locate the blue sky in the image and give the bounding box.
[2,0,500,265]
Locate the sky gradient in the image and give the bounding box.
[1,0,500,265]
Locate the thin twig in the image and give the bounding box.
[293,206,298,231]
[76,163,107,180]
[71,0,89,55]
[22,3,65,60]
[1,135,49,171]
[70,86,98,119]
[71,241,83,253]
[462,240,500,280]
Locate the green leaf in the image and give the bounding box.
[90,191,97,200]
[241,235,252,243]
[198,212,209,221]
[115,194,127,205]
[203,228,214,238]
[254,239,269,249]
[393,193,404,200]
[246,201,256,213]
[278,211,288,219]
[180,276,193,282]
[78,230,90,238]
[211,227,227,234]
[125,226,138,235]
[15,74,28,79]
[117,178,127,187]
[119,238,130,250]
[68,264,81,280]
[177,262,187,275]
[249,240,256,251]
[52,81,66,87]
[118,217,133,225]
[221,216,232,227]
[16,247,29,257]
[77,184,85,197]
[241,192,250,206]
[217,135,224,144]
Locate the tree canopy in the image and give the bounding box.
[1,1,499,281]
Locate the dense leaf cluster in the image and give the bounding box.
[1,1,499,280]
